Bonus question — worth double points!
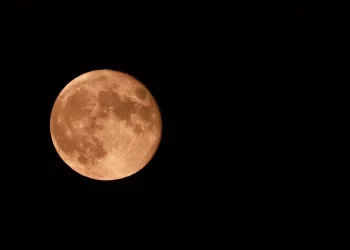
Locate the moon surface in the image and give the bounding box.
[50,70,162,180]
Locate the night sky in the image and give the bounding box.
[7,3,326,222]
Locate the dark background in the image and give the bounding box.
[6,3,327,221]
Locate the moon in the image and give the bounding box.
[50,69,162,180]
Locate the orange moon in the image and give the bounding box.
[50,69,162,180]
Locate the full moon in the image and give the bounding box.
[50,69,162,180]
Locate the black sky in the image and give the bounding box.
[6,3,326,221]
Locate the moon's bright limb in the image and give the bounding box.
[50,69,162,180]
